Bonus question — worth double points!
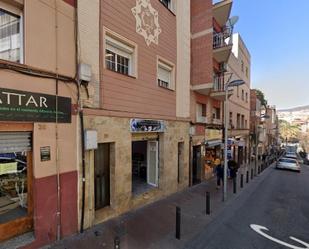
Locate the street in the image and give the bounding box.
[185,164,309,249]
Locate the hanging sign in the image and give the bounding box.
[0,88,71,123]
[130,119,165,133]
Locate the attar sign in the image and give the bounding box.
[0,88,71,123]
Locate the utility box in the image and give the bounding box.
[84,130,97,150]
[78,63,92,82]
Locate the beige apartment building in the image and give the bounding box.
[0,0,78,247]
[226,33,251,165]
[77,0,191,229]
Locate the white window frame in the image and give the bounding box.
[157,56,175,90]
[160,0,176,13]
[0,2,24,64]
[103,27,137,78]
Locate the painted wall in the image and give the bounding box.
[0,0,78,247]
[100,0,177,119]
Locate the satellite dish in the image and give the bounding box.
[226,16,239,27]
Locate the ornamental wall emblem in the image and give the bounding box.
[131,0,162,46]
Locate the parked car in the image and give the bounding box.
[276,158,301,172]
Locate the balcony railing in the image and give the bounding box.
[213,28,232,49]
[213,74,226,91]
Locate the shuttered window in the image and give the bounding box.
[0,132,32,153]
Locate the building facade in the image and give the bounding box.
[77,0,191,229]
[190,0,234,184]
[226,33,251,166]
[0,0,78,247]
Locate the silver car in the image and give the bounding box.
[276,158,301,172]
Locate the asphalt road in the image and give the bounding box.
[184,164,309,249]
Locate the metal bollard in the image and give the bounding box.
[206,192,210,215]
[176,206,181,240]
[246,171,249,183]
[233,177,237,194]
[114,236,120,249]
[240,174,244,188]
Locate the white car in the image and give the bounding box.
[276,158,301,172]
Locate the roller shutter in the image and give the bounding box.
[0,132,32,153]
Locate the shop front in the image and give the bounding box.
[0,87,77,246]
[204,128,223,179]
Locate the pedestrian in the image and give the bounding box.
[228,159,239,179]
[215,159,223,189]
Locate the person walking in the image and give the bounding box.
[228,159,239,179]
[215,159,223,189]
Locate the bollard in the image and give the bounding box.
[176,206,181,240]
[114,236,120,249]
[233,177,237,194]
[251,169,253,179]
[206,192,210,215]
[246,171,249,183]
[258,165,260,174]
[240,174,244,188]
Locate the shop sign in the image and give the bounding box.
[0,88,71,123]
[130,119,165,133]
[205,129,222,141]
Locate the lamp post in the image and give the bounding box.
[223,79,245,202]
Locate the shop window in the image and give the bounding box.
[105,33,136,77]
[157,57,175,90]
[0,6,23,63]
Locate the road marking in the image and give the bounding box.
[250,224,309,249]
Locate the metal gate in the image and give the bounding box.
[0,132,32,154]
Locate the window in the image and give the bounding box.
[245,92,248,102]
[241,115,245,128]
[242,89,244,100]
[237,86,239,97]
[105,34,136,76]
[158,61,172,89]
[196,103,207,123]
[245,119,248,129]
[237,113,241,128]
[229,112,233,128]
[157,57,175,90]
[159,0,175,12]
[0,7,22,63]
[241,60,244,72]
[213,107,220,119]
[246,67,249,77]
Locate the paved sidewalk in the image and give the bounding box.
[47,161,268,249]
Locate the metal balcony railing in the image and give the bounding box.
[213,28,232,49]
[213,74,226,91]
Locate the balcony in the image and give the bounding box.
[213,0,233,27]
[210,74,233,101]
[212,118,222,125]
[196,116,208,124]
[191,83,214,95]
[213,30,233,63]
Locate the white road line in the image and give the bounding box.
[250,224,309,249]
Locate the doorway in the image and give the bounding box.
[0,130,33,242]
[94,143,110,210]
[132,140,158,195]
[192,145,201,185]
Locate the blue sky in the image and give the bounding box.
[231,0,309,109]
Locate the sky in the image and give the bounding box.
[231,0,309,109]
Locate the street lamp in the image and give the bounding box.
[223,79,245,202]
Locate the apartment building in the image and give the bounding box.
[190,0,234,184]
[225,33,251,166]
[265,105,279,150]
[77,0,191,229]
[0,0,78,247]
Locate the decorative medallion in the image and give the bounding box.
[131,0,162,46]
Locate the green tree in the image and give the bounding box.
[254,89,268,108]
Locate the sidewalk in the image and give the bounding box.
[46,161,267,249]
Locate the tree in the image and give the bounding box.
[254,89,268,108]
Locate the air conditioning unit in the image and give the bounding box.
[219,62,227,72]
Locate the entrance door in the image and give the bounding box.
[94,143,110,210]
[0,130,33,242]
[192,146,201,185]
[147,141,158,187]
